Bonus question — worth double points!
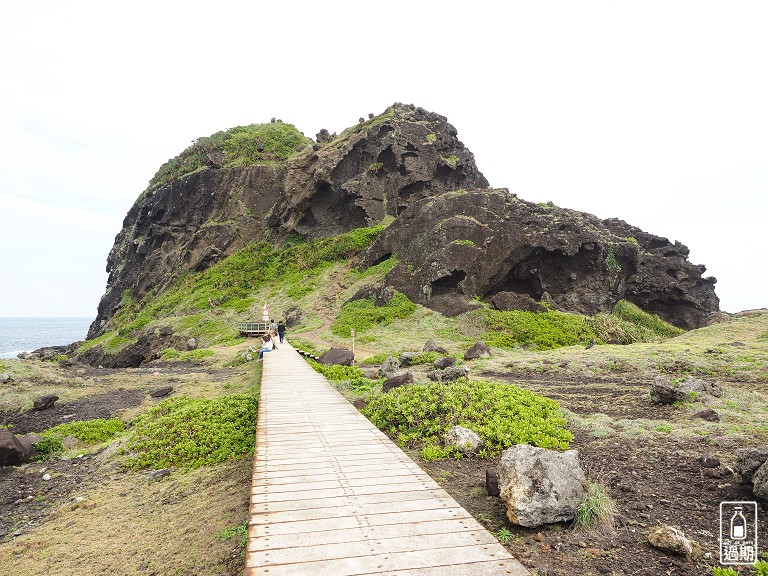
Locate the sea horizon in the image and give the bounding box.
[0,317,93,359]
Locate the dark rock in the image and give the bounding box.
[433,356,457,370]
[399,352,420,366]
[486,467,500,496]
[16,433,43,463]
[361,189,718,327]
[0,430,25,467]
[150,386,173,398]
[734,446,768,483]
[423,339,448,354]
[464,341,492,360]
[318,348,354,366]
[703,468,722,478]
[158,325,174,337]
[692,409,720,422]
[382,372,413,393]
[753,461,768,500]
[698,455,720,468]
[491,291,547,312]
[33,395,59,410]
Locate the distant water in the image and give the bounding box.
[0,317,93,359]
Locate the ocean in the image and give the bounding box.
[0,317,93,359]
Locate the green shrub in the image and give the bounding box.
[363,379,572,457]
[421,443,454,461]
[124,395,258,470]
[361,353,392,365]
[753,561,768,576]
[331,292,416,336]
[711,568,738,576]
[306,359,364,381]
[401,351,440,366]
[613,300,684,338]
[161,348,216,362]
[43,418,125,443]
[289,338,324,357]
[147,122,311,190]
[31,436,64,461]
[482,309,595,350]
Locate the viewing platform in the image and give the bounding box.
[245,341,529,576]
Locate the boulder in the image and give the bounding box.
[692,409,720,422]
[318,348,354,366]
[649,375,722,404]
[16,433,43,462]
[697,454,720,468]
[486,467,500,496]
[734,446,768,483]
[433,356,457,370]
[491,291,547,312]
[147,468,171,481]
[444,425,484,455]
[497,444,587,527]
[33,395,59,410]
[464,341,492,360]
[0,430,25,467]
[187,338,197,351]
[648,525,696,557]
[427,365,469,383]
[1,373,12,384]
[150,386,173,398]
[399,352,420,366]
[752,461,768,500]
[377,356,401,379]
[382,372,413,393]
[423,339,448,354]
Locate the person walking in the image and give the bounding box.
[277,320,286,343]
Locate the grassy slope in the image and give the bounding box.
[3,221,767,575]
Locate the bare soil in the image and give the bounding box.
[414,372,766,576]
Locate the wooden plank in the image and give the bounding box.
[245,342,529,576]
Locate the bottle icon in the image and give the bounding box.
[730,506,747,540]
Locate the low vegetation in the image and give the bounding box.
[331,291,416,336]
[147,122,312,190]
[362,379,572,458]
[123,394,258,470]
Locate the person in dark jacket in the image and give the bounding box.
[277,321,286,343]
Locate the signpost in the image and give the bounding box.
[351,328,355,365]
[262,303,270,323]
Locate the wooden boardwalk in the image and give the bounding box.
[245,342,529,576]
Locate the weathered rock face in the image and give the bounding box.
[650,375,722,404]
[361,188,719,328]
[89,102,719,343]
[89,104,487,339]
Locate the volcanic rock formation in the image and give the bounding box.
[88,103,719,345]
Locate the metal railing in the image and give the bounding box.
[237,322,271,335]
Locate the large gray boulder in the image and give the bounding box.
[318,348,354,366]
[498,444,587,527]
[427,365,469,383]
[0,430,25,467]
[649,375,722,404]
[377,356,401,379]
[444,425,484,455]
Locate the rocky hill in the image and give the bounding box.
[88,103,718,340]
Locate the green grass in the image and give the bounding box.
[574,481,616,534]
[612,300,685,338]
[124,394,258,470]
[331,291,416,336]
[161,348,216,362]
[147,122,311,190]
[363,379,572,458]
[34,418,126,460]
[306,359,364,381]
[481,309,595,350]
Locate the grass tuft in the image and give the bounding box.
[574,481,617,535]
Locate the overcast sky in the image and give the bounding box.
[1,1,766,318]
